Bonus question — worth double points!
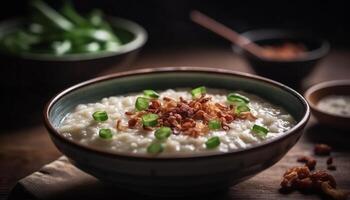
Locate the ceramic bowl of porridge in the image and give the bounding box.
[44,67,310,196]
[305,80,350,130]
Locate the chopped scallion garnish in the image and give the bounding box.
[92,111,108,122]
[191,86,206,98]
[135,97,150,111]
[142,113,159,127]
[99,128,113,139]
[235,104,250,114]
[208,119,221,130]
[205,136,221,149]
[155,126,172,140]
[147,143,164,153]
[227,93,250,104]
[252,124,269,138]
[143,90,160,99]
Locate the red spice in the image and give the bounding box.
[261,42,307,60]
[125,111,134,115]
[126,94,254,137]
[306,159,317,170]
[309,170,336,189]
[128,118,139,128]
[327,157,333,165]
[321,182,349,200]
[297,156,317,170]
[163,96,173,101]
[179,96,187,103]
[149,99,161,109]
[314,144,332,156]
[281,167,348,200]
[327,165,337,171]
[182,121,195,129]
[281,166,310,189]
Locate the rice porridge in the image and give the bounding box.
[317,95,350,117]
[58,87,295,156]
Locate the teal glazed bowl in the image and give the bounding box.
[44,67,310,197]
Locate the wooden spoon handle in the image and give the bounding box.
[190,10,263,57]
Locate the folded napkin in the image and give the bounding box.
[9,156,146,200]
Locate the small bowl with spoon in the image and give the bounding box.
[190,10,330,89]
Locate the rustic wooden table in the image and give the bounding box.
[1,47,349,200]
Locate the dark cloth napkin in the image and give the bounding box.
[8,156,147,200]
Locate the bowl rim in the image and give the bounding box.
[44,67,310,160]
[232,28,330,63]
[304,79,350,119]
[0,17,147,61]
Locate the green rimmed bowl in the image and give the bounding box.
[0,17,147,126]
[0,17,147,90]
[44,67,310,197]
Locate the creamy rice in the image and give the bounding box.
[317,95,350,117]
[58,88,295,156]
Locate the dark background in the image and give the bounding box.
[0,0,349,129]
[0,0,349,49]
[1,2,350,199]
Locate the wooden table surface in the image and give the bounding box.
[1,47,350,200]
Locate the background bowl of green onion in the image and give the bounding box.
[44,67,310,197]
[0,0,146,126]
[0,0,147,92]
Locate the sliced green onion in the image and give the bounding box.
[191,86,206,98]
[208,119,221,130]
[227,93,250,104]
[235,104,250,114]
[61,1,88,26]
[227,97,245,105]
[51,40,72,55]
[252,124,269,138]
[88,9,103,26]
[30,0,74,31]
[92,111,108,122]
[147,143,164,154]
[99,128,113,139]
[135,97,150,111]
[205,136,221,149]
[143,90,160,99]
[155,127,172,140]
[142,113,159,127]
[104,41,120,51]
[76,42,100,53]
